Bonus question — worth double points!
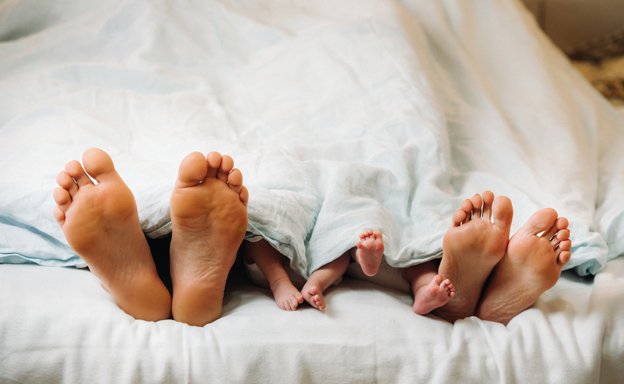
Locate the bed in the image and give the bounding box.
[1,0,623,383]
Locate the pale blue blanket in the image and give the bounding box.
[1,0,623,277]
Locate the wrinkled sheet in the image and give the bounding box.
[1,0,623,277]
[1,260,624,383]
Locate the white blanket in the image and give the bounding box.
[1,0,623,277]
[1,259,623,383]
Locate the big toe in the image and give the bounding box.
[523,208,558,235]
[82,148,118,183]
[492,196,513,233]
[176,152,208,187]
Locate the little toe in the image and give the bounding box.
[227,169,243,194]
[492,195,513,232]
[56,172,77,197]
[176,152,208,188]
[482,191,494,220]
[206,152,222,178]
[53,205,65,225]
[64,160,93,187]
[239,186,249,207]
[471,194,483,218]
[217,155,234,183]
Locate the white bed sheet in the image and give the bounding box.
[1,260,623,383]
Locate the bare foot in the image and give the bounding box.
[352,230,384,276]
[432,191,513,322]
[53,148,171,321]
[476,209,572,325]
[169,151,248,326]
[302,285,326,310]
[270,276,305,311]
[301,252,351,311]
[413,275,455,315]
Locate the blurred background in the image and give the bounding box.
[522,0,624,106]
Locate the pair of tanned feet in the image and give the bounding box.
[53,148,248,326]
[405,192,571,324]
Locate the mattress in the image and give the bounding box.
[1,258,624,383]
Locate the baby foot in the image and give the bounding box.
[476,209,572,325]
[270,277,305,311]
[353,230,384,276]
[170,151,248,326]
[413,275,455,315]
[301,285,325,310]
[432,191,513,323]
[53,148,171,321]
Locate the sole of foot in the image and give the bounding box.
[475,208,572,325]
[413,275,455,315]
[53,148,171,321]
[169,151,248,326]
[432,191,513,323]
[354,230,384,276]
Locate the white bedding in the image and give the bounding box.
[1,0,624,383]
[1,0,623,277]
[1,259,624,383]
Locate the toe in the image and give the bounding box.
[482,191,494,220]
[452,208,467,227]
[523,208,557,235]
[296,292,304,303]
[82,148,117,183]
[176,152,207,188]
[432,274,444,286]
[543,217,567,240]
[206,152,222,178]
[373,231,382,241]
[551,229,570,247]
[56,171,78,197]
[558,250,571,267]
[461,199,473,224]
[492,196,513,233]
[227,169,243,194]
[471,194,483,218]
[53,205,65,225]
[53,187,71,210]
[64,160,93,188]
[217,155,234,183]
[239,186,249,207]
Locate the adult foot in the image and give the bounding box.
[301,285,325,310]
[270,277,305,311]
[413,275,455,315]
[475,209,571,325]
[432,191,513,322]
[169,151,248,326]
[352,230,384,276]
[53,148,171,321]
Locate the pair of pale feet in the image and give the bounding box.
[253,192,571,325]
[53,148,249,326]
